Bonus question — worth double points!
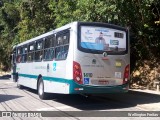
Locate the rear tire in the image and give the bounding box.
[17,83,24,89]
[38,78,49,100]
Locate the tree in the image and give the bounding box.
[0,0,20,70]
[49,0,120,27]
[17,0,55,42]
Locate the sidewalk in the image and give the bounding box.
[128,89,160,111]
[130,89,160,95]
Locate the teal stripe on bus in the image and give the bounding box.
[17,73,129,94]
[18,73,72,84]
[18,73,80,93]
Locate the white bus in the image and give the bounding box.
[11,21,130,99]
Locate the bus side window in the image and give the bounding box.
[62,34,69,59]
[27,43,35,62]
[55,31,69,60]
[55,47,63,59]
[22,45,28,63]
[16,47,22,63]
[63,45,69,58]
[49,48,55,60]
[44,48,49,60]
[43,35,55,61]
[35,40,43,61]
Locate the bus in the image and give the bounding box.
[11,21,130,100]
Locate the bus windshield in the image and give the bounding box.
[80,26,127,53]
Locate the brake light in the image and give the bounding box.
[123,64,130,84]
[73,61,83,84]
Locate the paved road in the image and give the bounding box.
[0,78,160,120]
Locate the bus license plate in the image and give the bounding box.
[98,80,109,85]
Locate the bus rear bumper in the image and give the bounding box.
[69,81,129,94]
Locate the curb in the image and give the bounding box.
[130,89,160,95]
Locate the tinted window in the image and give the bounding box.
[22,45,28,63]
[44,36,55,48]
[16,47,22,63]
[35,40,43,61]
[36,41,43,50]
[43,35,55,61]
[27,43,35,62]
[55,30,69,60]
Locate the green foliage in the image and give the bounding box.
[49,0,77,27]
[0,0,20,70]
[18,0,55,42]
[49,0,119,27]
[117,0,160,72]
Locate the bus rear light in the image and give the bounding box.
[123,64,130,84]
[74,71,80,76]
[76,77,81,81]
[124,73,129,78]
[73,61,83,84]
[74,64,80,70]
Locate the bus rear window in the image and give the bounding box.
[80,26,127,53]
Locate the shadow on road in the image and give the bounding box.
[99,90,160,105]
[48,94,132,110]
[22,87,160,110]
[0,94,23,103]
[51,91,160,110]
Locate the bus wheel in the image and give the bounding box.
[38,78,48,100]
[17,83,24,89]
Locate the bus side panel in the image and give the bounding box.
[44,28,74,94]
[16,63,38,89]
[44,80,70,94]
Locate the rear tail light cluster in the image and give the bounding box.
[73,61,83,84]
[123,64,130,84]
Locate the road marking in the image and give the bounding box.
[36,106,72,111]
